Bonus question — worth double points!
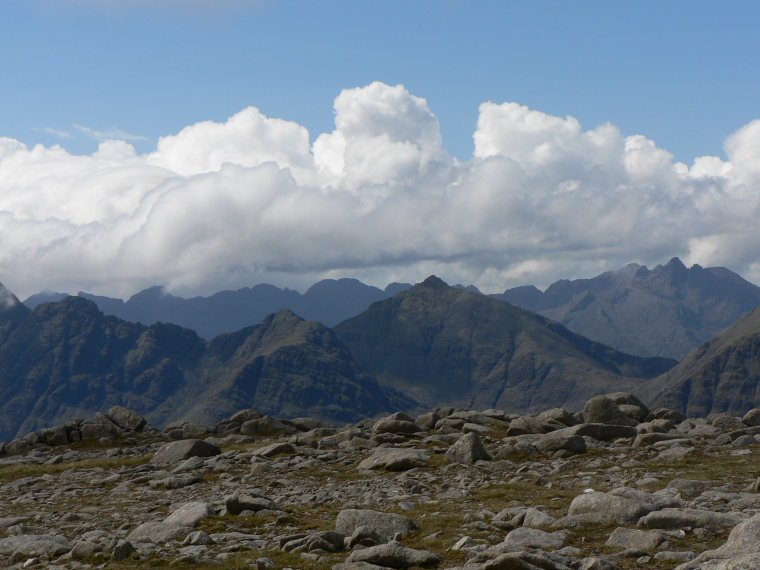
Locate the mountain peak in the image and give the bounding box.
[0,282,21,309]
[419,275,449,290]
[664,257,687,271]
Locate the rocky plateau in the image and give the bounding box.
[4,395,760,569]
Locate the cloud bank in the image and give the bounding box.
[1,82,759,299]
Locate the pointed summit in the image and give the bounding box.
[663,257,687,271]
[419,275,449,290]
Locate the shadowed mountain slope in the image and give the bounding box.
[648,307,760,417]
[334,276,675,412]
[496,258,760,359]
[0,296,410,441]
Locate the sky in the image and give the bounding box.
[1,0,759,300]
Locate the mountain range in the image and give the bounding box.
[24,279,413,340]
[25,258,760,362]
[496,257,760,360]
[4,257,760,442]
[0,283,411,441]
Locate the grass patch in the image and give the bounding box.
[0,454,150,483]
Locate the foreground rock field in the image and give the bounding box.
[4,394,760,569]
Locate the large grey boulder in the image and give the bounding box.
[605,527,662,552]
[484,551,573,570]
[127,521,192,543]
[566,492,651,524]
[0,534,71,557]
[225,493,275,515]
[446,431,491,464]
[336,509,417,543]
[554,423,637,441]
[80,412,122,440]
[502,527,567,550]
[151,439,221,464]
[372,418,424,435]
[357,448,430,471]
[674,513,760,569]
[638,508,744,532]
[163,502,216,527]
[581,396,637,427]
[107,406,147,432]
[346,540,443,568]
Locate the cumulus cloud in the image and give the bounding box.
[1,81,759,300]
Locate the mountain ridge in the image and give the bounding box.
[496,257,760,359]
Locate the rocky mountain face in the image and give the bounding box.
[24,279,413,339]
[4,395,760,569]
[648,307,760,417]
[497,258,760,360]
[334,276,675,412]
[0,297,407,441]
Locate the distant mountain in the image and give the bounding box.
[496,258,760,359]
[334,276,675,412]
[0,295,412,441]
[0,281,30,325]
[648,307,760,417]
[24,279,413,339]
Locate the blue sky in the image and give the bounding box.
[1,0,760,299]
[3,0,759,162]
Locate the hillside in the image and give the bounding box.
[334,276,674,411]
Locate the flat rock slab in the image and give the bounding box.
[127,521,193,543]
[164,502,216,527]
[357,448,430,471]
[0,534,71,557]
[151,439,221,464]
[346,540,443,568]
[484,551,573,570]
[638,508,744,532]
[605,527,662,552]
[503,527,567,550]
[336,509,418,543]
[567,491,650,524]
[0,517,30,528]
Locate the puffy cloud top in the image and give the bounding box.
[0,82,759,299]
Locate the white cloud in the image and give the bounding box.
[1,82,760,300]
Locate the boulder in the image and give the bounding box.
[557,423,637,441]
[638,508,743,532]
[357,448,430,471]
[346,540,443,568]
[80,412,121,440]
[502,527,567,550]
[581,396,636,427]
[446,431,491,464]
[225,493,275,515]
[163,502,216,527]
[567,492,651,524]
[336,509,417,543]
[484,551,573,570]
[251,442,296,458]
[107,406,147,432]
[0,534,71,557]
[127,521,192,543]
[372,418,424,435]
[605,527,662,552]
[151,439,221,464]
